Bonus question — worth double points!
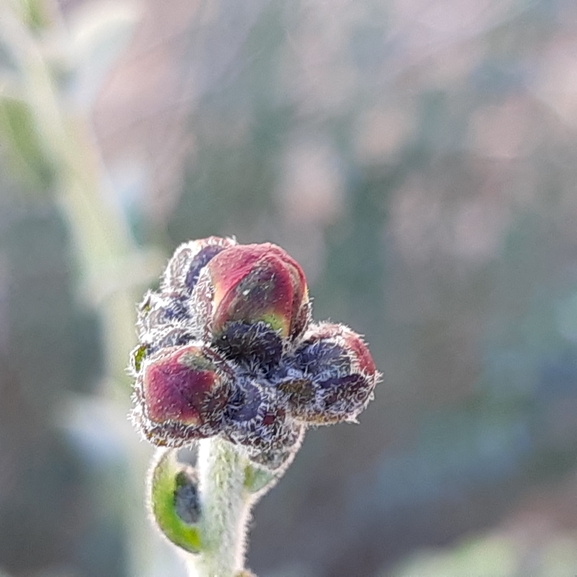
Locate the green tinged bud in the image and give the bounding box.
[201,243,310,340]
[132,345,231,446]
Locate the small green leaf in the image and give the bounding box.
[131,344,147,373]
[243,462,277,495]
[149,449,203,554]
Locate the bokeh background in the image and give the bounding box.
[2,0,577,576]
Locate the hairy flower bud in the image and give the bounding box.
[196,243,310,341]
[132,345,232,446]
[243,423,305,471]
[131,238,380,464]
[212,321,284,373]
[137,292,191,340]
[223,379,302,459]
[281,323,379,424]
[162,236,237,295]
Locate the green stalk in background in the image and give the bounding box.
[0,0,161,386]
[0,1,162,575]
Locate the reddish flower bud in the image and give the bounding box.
[132,345,231,446]
[282,322,380,424]
[196,243,310,340]
[299,322,377,375]
[131,238,380,456]
[300,322,377,376]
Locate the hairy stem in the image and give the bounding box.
[185,438,252,577]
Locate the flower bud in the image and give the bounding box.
[162,236,237,295]
[244,424,305,472]
[130,327,197,375]
[223,379,302,459]
[282,322,379,424]
[197,243,310,341]
[212,321,283,373]
[137,291,191,340]
[132,345,231,446]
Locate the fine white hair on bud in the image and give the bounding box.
[135,239,380,576]
[131,239,379,468]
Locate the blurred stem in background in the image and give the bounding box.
[0,0,163,575]
[0,0,155,388]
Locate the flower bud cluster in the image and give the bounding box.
[130,237,380,470]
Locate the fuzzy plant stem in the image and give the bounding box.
[1,1,141,387]
[150,439,278,577]
[185,438,251,577]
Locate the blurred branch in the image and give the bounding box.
[0,2,165,576]
[0,0,163,388]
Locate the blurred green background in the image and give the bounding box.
[2,0,577,576]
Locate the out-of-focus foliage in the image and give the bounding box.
[3,0,577,576]
[390,524,577,577]
[0,2,164,577]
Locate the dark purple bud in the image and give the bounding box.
[162,237,237,295]
[295,340,352,380]
[283,322,380,424]
[225,380,263,422]
[212,321,283,373]
[223,380,300,455]
[303,322,377,375]
[137,292,191,339]
[308,373,374,424]
[244,423,305,471]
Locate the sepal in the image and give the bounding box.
[148,449,202,554]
